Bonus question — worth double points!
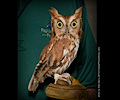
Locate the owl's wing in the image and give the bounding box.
[28,38,79,92]
[28,38,55,92]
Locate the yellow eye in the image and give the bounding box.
[57,21,63,28]
[71,21,77,28]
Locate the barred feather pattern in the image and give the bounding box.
[28,34,80,92]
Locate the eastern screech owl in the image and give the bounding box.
[28,7,83,93]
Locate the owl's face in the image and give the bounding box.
[49,7,82,38]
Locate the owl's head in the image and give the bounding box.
[49,7,82,38]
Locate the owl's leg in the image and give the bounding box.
[54,73,72,85]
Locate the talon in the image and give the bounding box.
[54,74,60,84]
[54,73,72,85]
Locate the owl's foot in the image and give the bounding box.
[54,73,72,85]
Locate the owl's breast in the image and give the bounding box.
[49,38,75,59]
[39,35,80,78]
[47,36,79,73]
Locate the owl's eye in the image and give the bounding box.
[57,21,63,28]
[71,21,77,28]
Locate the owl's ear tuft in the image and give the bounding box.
[75,7,83,18]
[51,7,58,14]
[49,7,59,19]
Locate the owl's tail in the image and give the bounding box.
[28,73,39,93]
[28,62,45,93]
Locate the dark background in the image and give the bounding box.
[1,0,118,100]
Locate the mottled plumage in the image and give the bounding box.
[28,7,83,92]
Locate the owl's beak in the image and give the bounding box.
[65,29,69,34]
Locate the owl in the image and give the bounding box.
[28,7,83,93]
